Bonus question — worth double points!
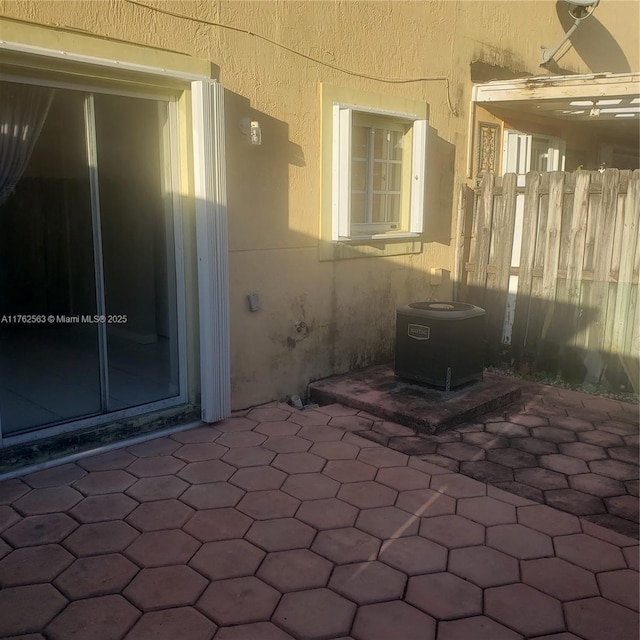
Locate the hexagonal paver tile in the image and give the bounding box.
[177,460,235,484]
[45,594,139,640]
[229,466,287,491]
[486,448,537,469]
[396,488,456,518]
[485,584,564,637]
[554,533,626,572]
[351,600,435,640]
[73,470,136,495]
[510,436,558,455]
[290,409,332,426]
[70,494,137,523]
[174,443,228,463]
[0,584,67,637]
[516,504,581,536]
[127,455,185,478]
[216,431,267,448]
[236,490,300,520]
[322,459,376,483]
[309,440,360,460]
[183,507,253,542]
[521,557,599,601]
[216,416,258,432]
[487,524,553,559]
[375,467,431,491]
[0,505,19,533]
[62,521,138,557]
[539,454,589,475]
[569,473,626,498]
[125,529,200,567]
[430,474,486,498]
[296,498,358,529]
[257,548,332,592]
[449,546,519,588]
[337,480,397,509]
[0,545,74,586]
[55,554,139,599]
[589,459,638,481]
[247,406,291,422]
[559,441,607,461]
[127,437,180,457]
[312,527,380,564]
[125,475,189,502]
[514,467,569,490]
[463,432,509,449]
[281,473,340,500]
[486,422,529,437]
[24,464,86,488]
[2,514,78,547]
[606,495,640,522]
[609,445,640,464]
[565,597,639,640]
[189,539,265,580]
[245,518,315,551]
[13,486,83,516]
[545,489,605,516]
[486,484,536,506]
[78,449,136,471]
[357,447,409,468]
[437,616,522,640]
[180,483,245,510]
[125,499,193,532]
[378,535,447,575]
[0,479,30,505]
[215,622,294,639]
[549,415,595,431]
[531,426,577,443]
[578,430,624,447]
[461,460,514,483]
[297,425,344,442]
[623,546,639,571]
[419,515,484,549]
[438,442,485,461]
[124,565,207,611]
[356,506,419,539]
[198,576,280,626]
[330,415,375,431]
[329,560,406,604]
[273,589,356,639]
[125,607,217,640]
[271,452,325,474]
[255,421,301,436]
[406,572,482,619]
[456,496,516,526]
[597,569,639,611]
[262,435,312,453]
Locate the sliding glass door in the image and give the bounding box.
[0,79,182,438]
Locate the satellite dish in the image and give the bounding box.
[540,0,600,65]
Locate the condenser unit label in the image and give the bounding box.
[408,324,431,340]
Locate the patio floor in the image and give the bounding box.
[0,386,638,639]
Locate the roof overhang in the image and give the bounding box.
[472,72,640,123]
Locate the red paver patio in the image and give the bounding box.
[0,389,637,639]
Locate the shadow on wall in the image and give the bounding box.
[424,125,456,245]
[556,3,632,73]
[462,282,639,395]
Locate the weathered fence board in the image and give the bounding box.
[460,169,640,393]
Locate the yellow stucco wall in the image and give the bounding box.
[1,1,638,409]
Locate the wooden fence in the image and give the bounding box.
[457,169,639,393]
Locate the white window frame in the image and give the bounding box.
[332,104,427,241]
[502,130,566,174]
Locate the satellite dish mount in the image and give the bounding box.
[540,0,600,66]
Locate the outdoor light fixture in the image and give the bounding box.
[540,0,600,66]
[239,118,262,145]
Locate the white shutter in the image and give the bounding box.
[503,130,531,174]
[410,119,428,233]
[332,105,352,240]
[191,80,230,423]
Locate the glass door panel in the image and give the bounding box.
[0,83,101,435]
[93,94,179,411]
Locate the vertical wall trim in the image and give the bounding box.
[191,80,231,422]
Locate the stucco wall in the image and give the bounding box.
[2,0,638,408]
